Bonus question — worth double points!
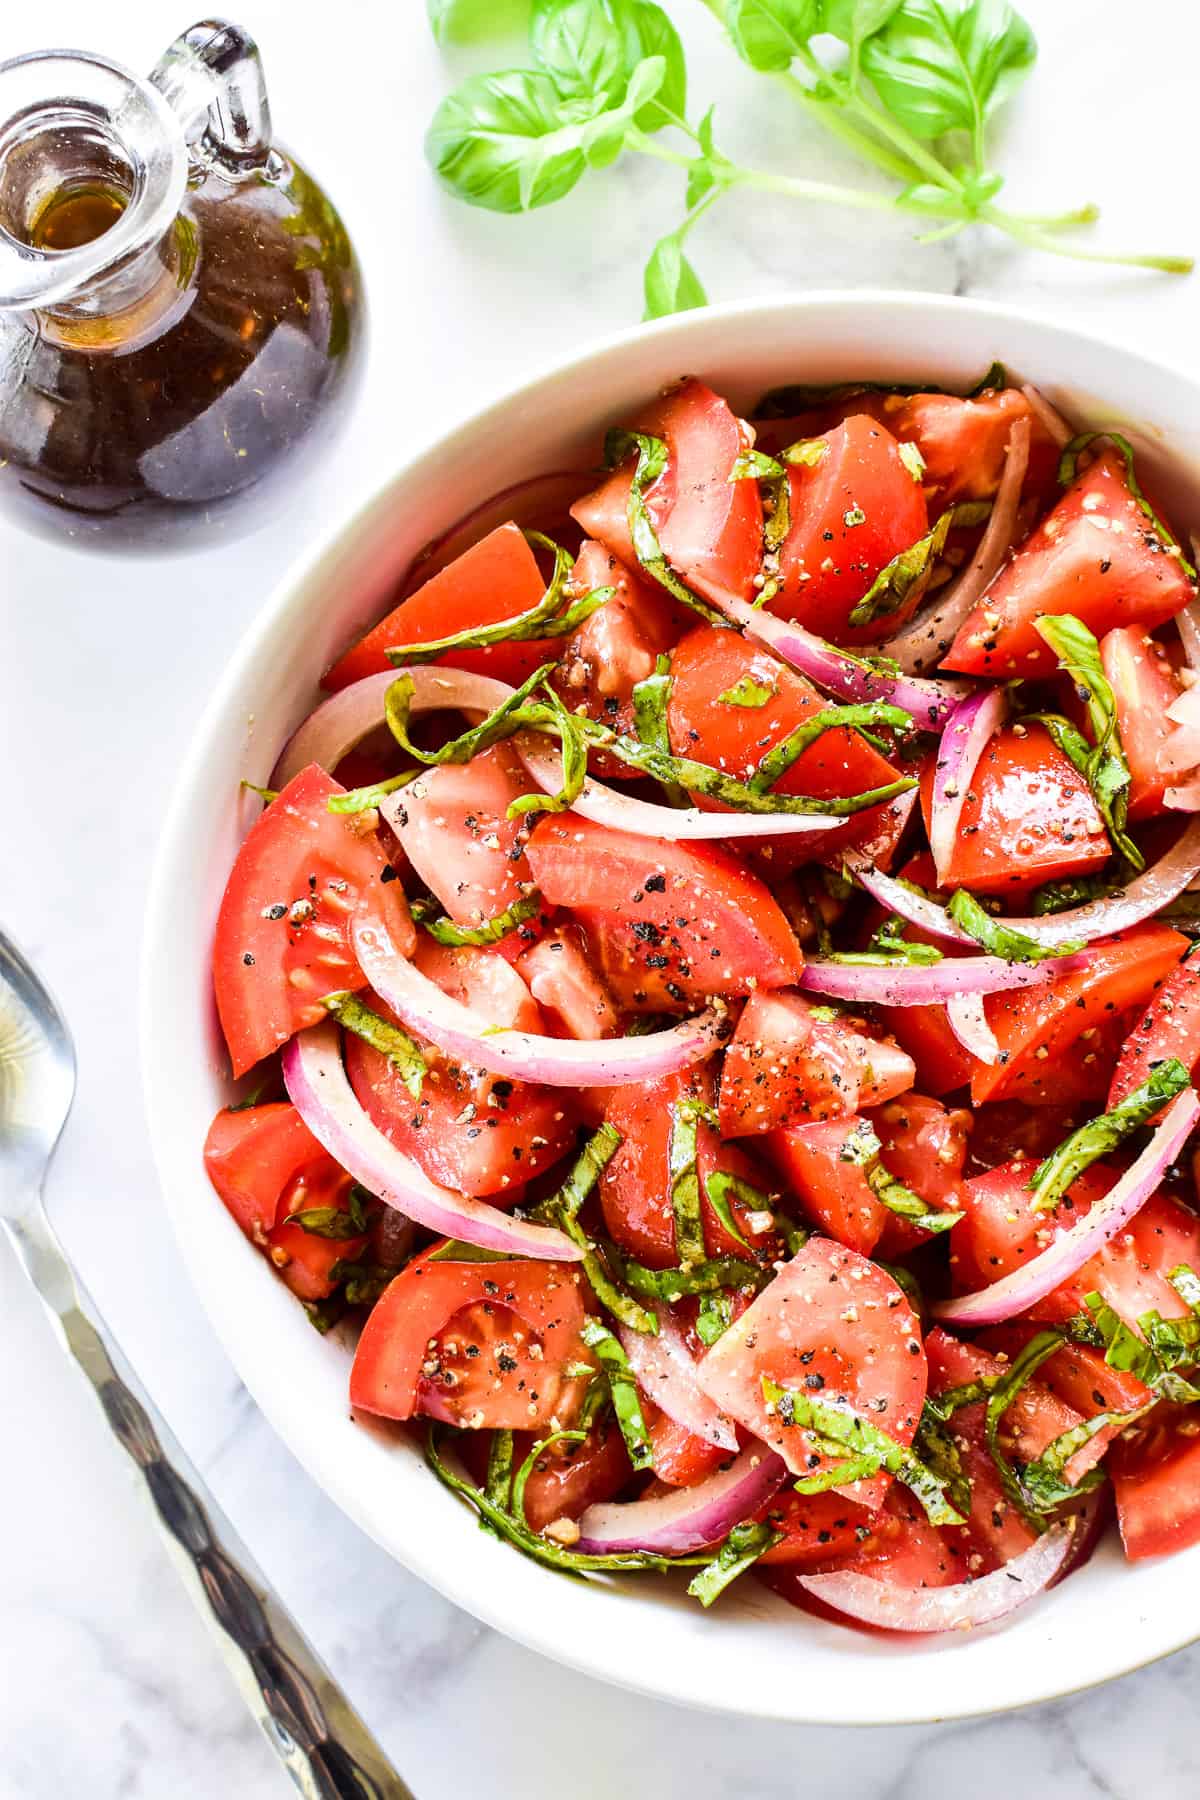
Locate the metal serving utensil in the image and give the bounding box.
[0,927,412,1799]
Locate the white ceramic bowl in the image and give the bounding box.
[142,292,1200,1725]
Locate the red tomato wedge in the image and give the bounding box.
[386,743,537,932]
[695,1236,927,1509]
[718,990,912,1136]
[323,523,556,691]
[1101,625,1183,823]
[755,1486,876,1567]
[770,414,928,645]
[666,624,909,862]
[1110,1407,1200,1561]
[572,378,763,608]
[766,1117,890,1255]
[600,1065,778,1268]
[514,1420,632,1531]
[972,922,1187,1105]
[266,1159,369,1302]
[919,723,1110,895]
[203,1101,324,1241]
[212,764,416,1077]
[1109,954,1200,1106]
[350,1249,594,1428]
[524,814,804,999]
[345,940,576,1197]
[517,924,618,1040]
[643,1404,731,1488]
[943,450,1194,678]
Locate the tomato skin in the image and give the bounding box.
[203,1102,324,1240]
[349,1249,593,1427]
[695,1237,926,1509]
[643,1405,731,1488]
[944,450,1194,678]
[345,942,576,1198]
[517,924,618,1040]
[266,1160,369,1302]
[1110,1407,1200,1560]
[572,379,763,608]
[1101,626,1183,822]
[972,922,1187,1105]
[386,743,538,932]
[1109,950,1200,1107]
[769,414,928,645]
[525,814,804,1000]
[666,624,909,862]
[755,1487,876,1567]
[919,723,1109,896]
[719,991,869,1136]
[323,523,556,691]
[600,1066,777,1268]
[514,1420,632,1531]
[978,1324,1144,1464]
[212,765,416,1077]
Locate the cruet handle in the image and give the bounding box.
[150,18,275,176]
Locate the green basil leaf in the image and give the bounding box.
[1029,1059,1192,1214]
[428,1239,523,1263]
[861,0,1037,148]
[668,1099,707,1267]
[730,449,791,554]
[1058,432,1196,579]
[1028,871,1121,916]
[425,57,664,213]
[427,0,530,44]
[581,1318,655,1469]
[327,769,421,816]
[384,534,607,663]
[982,1328,1071,1523]
[605,427,729,622]
[282,1205,365,1241]
[820,0,905,59]
[764,1379,966,1525]
[912,1405,973,1516]
[613,0,688,130]
[751,700,913,794]
[866,914,944,964]
[484,1428,516,1516]
[704,1169,774,1251]
[625,1257,773,1300]
[1033,613,1142,870]
[385,662,554,766]
[1170,1264,1200,1316]
[695,1291,735,1345]
[322,991,426,1100]
[946,887,1084,963]
[866,1161,961,1233]
[531,0,627,99]
[687,1520,783,1606]
[725,0,821,72]
[849,501,989,629]
[412,889,544,947]
[717,673,777,708]
[507,683,589,817]
[643,229,709,319]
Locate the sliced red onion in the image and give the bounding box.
[281,1022,579,1261]
[273,666,517,787]
[514,733,837,840]
[797,953,1078,1007]
[935,1086,1200,1327]
[883,416,1031,675]
[929,687,1007,886]
[1020,383,1074,449]
[714,596,970,732]
[1166,778,1200,814]
[946,992,998,1064]
[618,1312,738,1452]
[398,470,593,598]
[353,915,724,1087]
[798,1520,1074,1634]
[856,818,1200,950]
[576,1443,787,1555]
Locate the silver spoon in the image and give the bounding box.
[0,927,411,1799]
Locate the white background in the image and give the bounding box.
[3,1,1200,1794]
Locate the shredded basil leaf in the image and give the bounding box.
[782,436,829,469]
[1066,1291,1200,1404]
[386,661,556,766]
[866,1161,961,1234]
[322,990,426,1099]
[912,1407,973,1518]
[1058,432,1196,578]
[1029,1059,1191,1213]
[605,427,729,624]
[484,1428,515,1516]
[668,1099,707,1267]
[580,1318,654,1471]
[1032,614,1143,870]
[281,1204,366,1241]
[508,682,589,818]
[241,779,279,804]
[427,1239,521,1264]
[946,887,1084,964]
[717,673,776,709]
[729,448,790,552]
[763,1379,966,1526]
[704,1169,771,1252]
[687,1520,783,1607]
[695,1291,734,1346]
[385,533,613,663]
[412,889,544,946]
[625,1257,772,1301]
[531,1126,659,1334]
[750,700,913,795]
[327,768,421,814]
[631,652,687,807]
[849,502,990,629]
[1029,870,1122,916]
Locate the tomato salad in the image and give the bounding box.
[205,367,1200,1635]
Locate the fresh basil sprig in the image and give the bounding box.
[1032,613,1143,870]
[1028,1060,1192,1215]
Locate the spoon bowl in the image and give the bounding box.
[0,934,76,1207]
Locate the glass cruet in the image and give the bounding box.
[0,19,364,547]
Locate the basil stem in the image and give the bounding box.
[412,889,543,947]
[322,990,426,1099]
[849,502,990,629]
[687,1520,783,1607]
[763,1379,966,1527]
[1032,614,1142,870]
[946,887,1084,964]
[384,533,613,664]
[580,1319,654,1472]
[750,700,913,795]
[1058,432,1196,578]
[385,662,556,765]
[605,427,729,624]
[1029,1059,1192,1214]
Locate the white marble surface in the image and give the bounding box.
[3,1,1200,1793]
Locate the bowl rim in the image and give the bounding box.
[142,288,1200,1725]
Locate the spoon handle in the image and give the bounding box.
[5,1203,411,1800]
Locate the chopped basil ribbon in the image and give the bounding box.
[839,1120,960,1234]
[1028,1059,1192,1214]
[750,700,914,796]
[717,674,776,709]
[898,441,926,483]
[531,1126,658,1335]
[507,683,589,819]
[282,1196,368,1240]
[411,889,544,947]
[624,1257,773,1301]
[485,1429,515,1515]
[982,1330,1085,1525]
[704,1170,772,1252]
[912,1408,973,1518]
[946,887,1085,964]
[1029,871,1122,916]
[386,661,556,766]
[604,427,729,625]
[729,449,790,552]
[327,768,421,815]
[631,653,687,808]
[753,365,1008,419]
[687,1520,784,1608]
[828,912,944,967]
[762,1379,966,1527]
[849,501,991,629]
[241,779,279,804]
[384,532,614,664]
[510,1426,590,1527]
[668,1099,707,1267]
[695,1292,734,1346]
[322,1255,394,1310]
[1032,613,1143,870]
[580,1319,654,1472]
[1064,1291,1200,1405]
[1058,432,1197,579]
[427,1239,521,1264]
[322,990,426,1099]
[781,437,829,469]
